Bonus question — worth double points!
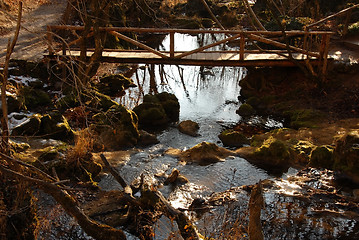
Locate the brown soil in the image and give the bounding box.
[0,0,66,63]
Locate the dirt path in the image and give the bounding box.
[0,0,67,64]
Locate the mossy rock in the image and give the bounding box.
[293,140,316,165]
[156,92,180,122]
[20,86,52,110]
[176,141,235,165]
[284,109,325,129]
[11,114,42,136]
[55,91,80,110]
[88,91,119,111]
[333,131,359,183]
[92,105,140,150]
[39,114,75,142]
[6,95,22,113]
[38,148,60,162]
[219,129,249,147]
[253,137,291,168]
[133,102,168,129]
[310,145,334,169]
[96,74,136,97]
[9,140,30,153]
[236,103,256,117]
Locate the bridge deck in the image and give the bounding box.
[51,50,326,67]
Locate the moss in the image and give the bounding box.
[96,73,135,97]
[236,103,256,117]
[38,148,60,162]
[284,109,325,129]
[9,140,30,153]
[333,131,359,177]
[56,92,80,110]
[180,141,233,165]
[254,137,291,166]
[348,21,359,35]
[219,129,249,147]
[20,86,52,110]
[310,145,334,169]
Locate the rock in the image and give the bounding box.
[96,73,136,97]
[218,129,249,147]
[19,86,52,110]
[164,168,189,185]
[9,140,30,152]
[5,95,22,113]
[133,92,179,129]
[137,130,159,147]
[241,136,292,172]
[310,145,334,169]
[293,140,316,165]
[11,114,42,136]
[156,92,180,122]
[178,120,199,137]
[92,105,139,150]
[167,141,235,165]
[39,113,75,142]
[333,131,359,184]
[284,109,325,129]
[236,103,256,118]
[11,113,75,142]
[133,102,168,128]
[38,148,60,162]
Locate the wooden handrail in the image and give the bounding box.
[48,25,333,36]
[46,25,333,64]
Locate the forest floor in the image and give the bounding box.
[0,0,66,63]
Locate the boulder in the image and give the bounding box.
[96,73,136,97]
[310,145,334,169]
[133,92,180,129]
[39,113,75,142]
[236,103,256,118]
[239,136,292,173]
[178,120,199,137]
[11,113,75,142]
[11,114,42,136]
[333,131,359,184]
[92,105,139,150]
[166,141,235,165]
[19,86,52,110]
[218,129,249,147]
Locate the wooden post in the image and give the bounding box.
[320,34,330,81]
[170,32,174,58]
[240,33,245,60]
[47,25,54,55]
[343,9,352,36]
[149,64,157,94]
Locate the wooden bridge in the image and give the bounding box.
[46,25,333,70]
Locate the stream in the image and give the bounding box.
[33,33,359,239]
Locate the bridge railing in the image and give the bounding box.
[46,25,333,65]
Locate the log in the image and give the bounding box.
[248,181,265,240]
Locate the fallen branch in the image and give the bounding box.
[248,180,264,240]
